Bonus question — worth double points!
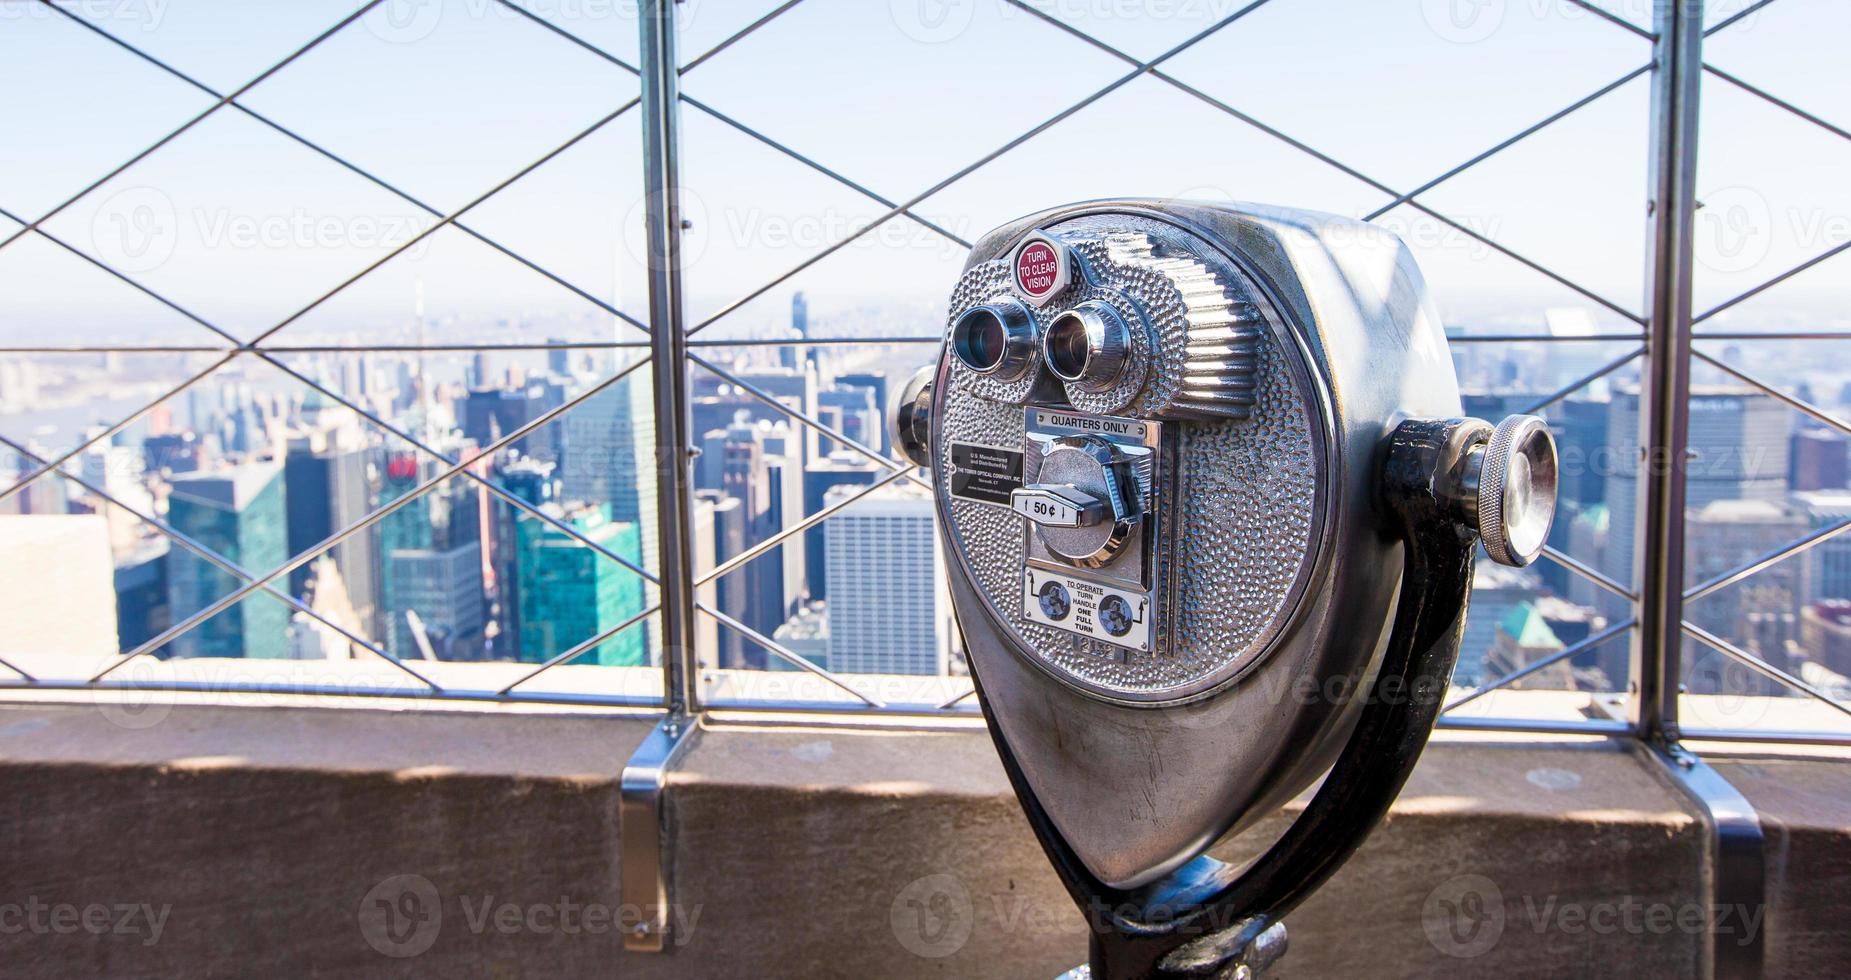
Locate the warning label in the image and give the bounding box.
[948,442,1023,506]
[1022,567,1152,652]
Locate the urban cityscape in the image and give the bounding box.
[2,281,1849,714]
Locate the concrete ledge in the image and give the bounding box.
[0,702,1844,978]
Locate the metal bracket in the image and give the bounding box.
[1645,740,1765,980]
[619,714,701,952]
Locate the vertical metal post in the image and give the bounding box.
[1633,9,1766,977]
[621,0,703,956]
[640,0,697,719]
[1632,0,1704,744]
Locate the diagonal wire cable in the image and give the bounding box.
[1443,617,1635,713]
[1562,0,1658,40]
[0,432,441,689]
[1542,545,1635,601]
[686,0,1645,339]
[488,0,972,253]
[1692,348,1851,439]
[1000,0,1649,324]
[680,94,973,249]
[691,353,919,474]
[1683,621,1851,719]
[495,0,641,72]
[0,204,245,347]
[1704,63,1851,144]
[258,352,659,583]
[90,353,658,681]
[0,0,386,253]
[497,602,661,694]
[243,98,641,348]
[698,601,884,707]
[1695,239,1851,324]
[679,0,810,74]
[1362,64,1654,222]
[1684,514,1851,604]
[44,1,651,334]
[0,350,238,508]
[0,212,659,579]
[1517,346,1644,416]
[1705,0,1782,38]
[684,0,1283,337]
[696,464,917,589]
[938,686,976,710]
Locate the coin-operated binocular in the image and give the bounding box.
[891,200,1557,979]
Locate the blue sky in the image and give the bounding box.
[1,0,1848,346]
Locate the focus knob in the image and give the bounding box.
[1474,415,1558,567]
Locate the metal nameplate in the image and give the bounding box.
[949,442,1024,506]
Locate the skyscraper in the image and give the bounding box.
[515,503,647,667]
[822,484,948,676]
[1601,385,1790,621]
[1797,491,1851,606]
[1792,426,1849,491]
[165,464,289,659]
[384,541,486,660]
[803,453,880,602]
[283,435,379,629]
[462,383,556,459]
[559,371,657,546]
[1683,498,1805,684]
[782,292,809,371]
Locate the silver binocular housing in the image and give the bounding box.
[894,200,1558,892]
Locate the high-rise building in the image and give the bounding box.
[514,503,647,667]
[143,432,203,476]
[1797,491,1851,606]
[283,436,379,628]
[1601,385,1790,621]
[490,457,557,659]
[729,367,818,462]
[782,292,810,372]
[1792,426,1849,491]
[694,491,750,669]
[833,371,889,454]
[0,515,119,662]
[114,540,170,651]
[822,484,948,676]
[717,416,787,666]
[803,453,880,602]
[559,371,657,545]
[383,541,486,660]
[1800,601,1851,676]
[165,464,289,659]
[462,383,557,460]
[1683,498,1805,685]
[818,384,878,456]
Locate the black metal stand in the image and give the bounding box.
[968,419,1484,980]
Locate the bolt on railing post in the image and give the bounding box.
[640,0,698,720]
[1630,0,1704,744]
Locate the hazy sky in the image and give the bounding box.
[1,0,1848,347]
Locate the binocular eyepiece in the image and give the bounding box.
[893,199,1560,979]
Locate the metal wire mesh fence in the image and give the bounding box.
[0,0,1845,740]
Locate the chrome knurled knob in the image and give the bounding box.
[1476,415,1558,567]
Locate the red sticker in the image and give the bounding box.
[1015,241,1062,298]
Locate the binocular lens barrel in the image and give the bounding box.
[950,300,1038,380]
[1044,302,1131,391]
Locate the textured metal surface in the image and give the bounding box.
[938,199,1459,890]
[936,216,1320,702]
